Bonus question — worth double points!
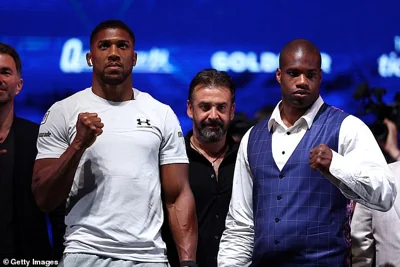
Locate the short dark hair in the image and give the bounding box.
[0,42,22,76]
[188,68,236,103]
[90,20,136,46]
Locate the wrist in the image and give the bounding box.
[71,138,87,151]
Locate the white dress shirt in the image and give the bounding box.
[218,96,396,267]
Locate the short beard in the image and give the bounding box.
[0,95,12,105]
[196,120,226,143]
[100,73,126,86]
[100,68,132,86]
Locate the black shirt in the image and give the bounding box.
[163,131,239,267]
[0,126,15,257]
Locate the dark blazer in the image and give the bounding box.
[12,116,65,260]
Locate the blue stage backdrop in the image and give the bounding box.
[1,0,399,133]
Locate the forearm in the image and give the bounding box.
[333,116,396,211]
[218,212,253,267]
[329,150,395,211]
[32,141,86,212]
[166,186,197,262]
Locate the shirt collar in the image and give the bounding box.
[267,95,324,131]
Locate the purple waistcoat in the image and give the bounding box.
[248,104,353,267]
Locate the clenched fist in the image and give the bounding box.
[309,144,332,174]
[0,149,7,155]
[73,112,104,149]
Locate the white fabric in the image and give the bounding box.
[36,88,188,262]
[351,161,400,267]
[218,96,396,267]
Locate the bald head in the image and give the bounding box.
[279,39,321,69]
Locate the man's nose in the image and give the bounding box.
[209,107,219,119]
[108,45,120,60]
[298,73,307,84]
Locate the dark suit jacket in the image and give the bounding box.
[12,116,65,260]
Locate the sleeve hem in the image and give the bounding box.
[160,158,189,165]
[36,153,63,160]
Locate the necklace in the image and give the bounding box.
[190,139,227,167]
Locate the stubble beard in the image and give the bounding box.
[196,120,227,143]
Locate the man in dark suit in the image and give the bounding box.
[0,42,65,262]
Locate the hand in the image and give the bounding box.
[309,144,333,174]
[0,149,7,155]
[383,118,399,159]
[72,112,104,149]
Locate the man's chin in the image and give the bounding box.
[0,97,11,105]
[200,132,224,143]
[102,75,125,86]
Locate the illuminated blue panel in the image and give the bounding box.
[0,0,398,133]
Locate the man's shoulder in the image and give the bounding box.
[14,116,39,131]
[47,88,91,116]
[136,89,167,105]
[135,89,171,113]
[57,88,90,104]
[13,116,40,143]
[322,104,351,120]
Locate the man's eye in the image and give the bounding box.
[307,73,316,79]
[200,105,210,111]
[288,71,299,77]
[217,105,226,111]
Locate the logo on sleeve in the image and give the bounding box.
[38,131,52,138]
[41,110,50,125]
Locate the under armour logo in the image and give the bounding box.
[137,119,151,126]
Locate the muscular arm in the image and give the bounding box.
[32,112,103,212]
[161,163,197,262]
[32,141,86,212]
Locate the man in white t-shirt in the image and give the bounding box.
[32,20,198,267]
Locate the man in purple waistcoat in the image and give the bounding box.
[217,39,396,267]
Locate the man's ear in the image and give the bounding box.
[86,53,93,66]
[230,102,236,121]
[187,100,193,119]
[15,78,23,96]
[276,68,282,84]
[132,52,137,67]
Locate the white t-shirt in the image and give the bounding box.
[36,88,188,262]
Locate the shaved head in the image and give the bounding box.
[275,38,322,113]
[279,39,321,69]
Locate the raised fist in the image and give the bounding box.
[73,112,104,149]
[309,144,333,174]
